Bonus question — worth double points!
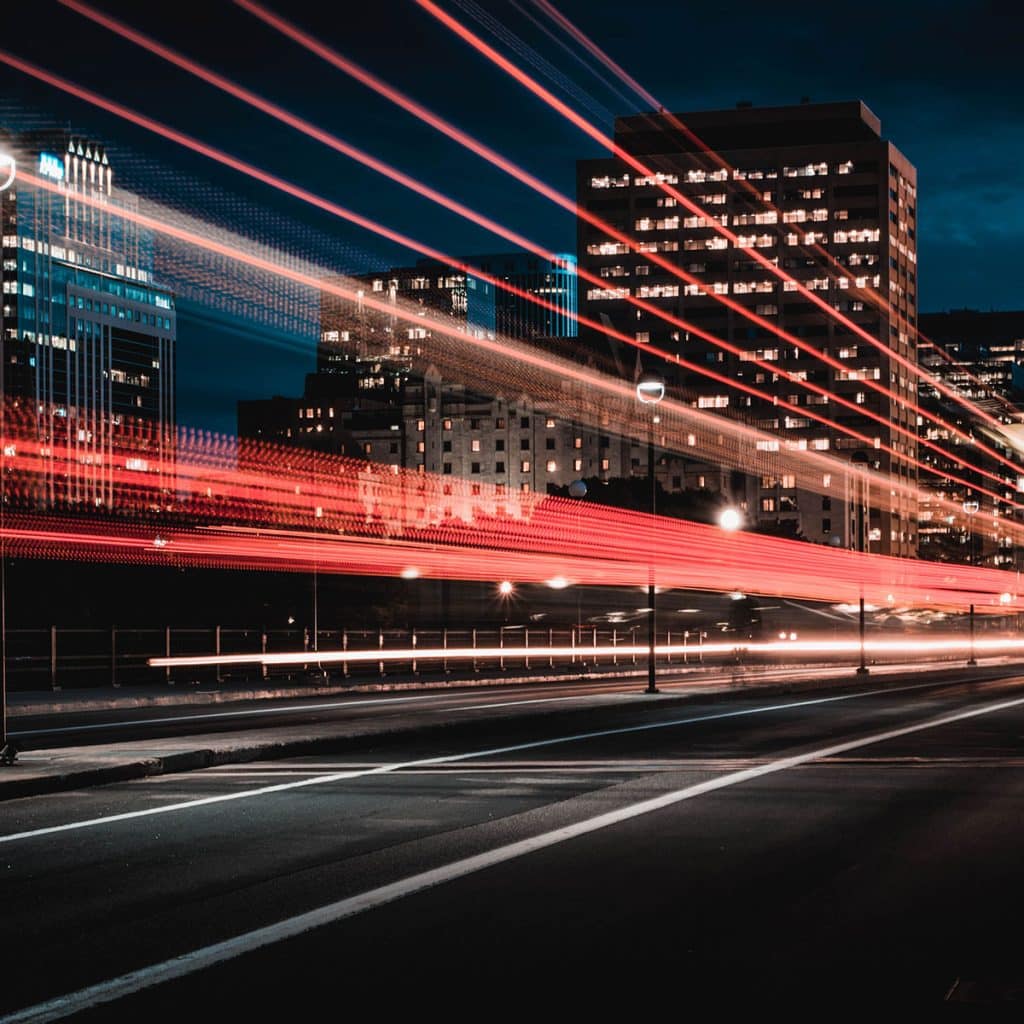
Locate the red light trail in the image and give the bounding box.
[54,0,1013,474]
[413,0,1015,447]
[1,403,1018,614]
[527,0,1016,416]
[8,41,1015,510]
[8,166,1015,539]
[213,2,1024,497]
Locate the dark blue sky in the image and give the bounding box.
[2,0,1021,432]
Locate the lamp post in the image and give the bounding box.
[0,149,14,765]
[636,373,664,695]
[963,498,979,567]
[850,449,870,553]
[568,478,588,642]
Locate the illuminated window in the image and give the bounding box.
[546,460,557,472]
[636,284,679,299]
[471,439,481,452]
[443,419,452,430]
[590,174,630,189]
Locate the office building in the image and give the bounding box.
[916,309,1024,567]
[577,101,918,554]
[0,127,176,507]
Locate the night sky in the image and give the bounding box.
[1,0,1020,432]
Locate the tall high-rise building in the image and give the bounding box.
[577,101,918,555]
[0,127,176,506]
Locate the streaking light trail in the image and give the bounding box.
[148,636,1024,671]
[214,1,1021,496]
[9,166,1018,541]
[413,0,1016,452]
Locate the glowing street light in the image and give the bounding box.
[718,507,743,532]
[635,374,666,405]
[636,371,664,695]
[498,580,514,596]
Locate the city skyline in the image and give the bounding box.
[0,1,1021,431]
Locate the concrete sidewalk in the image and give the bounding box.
[1,658,1019,803]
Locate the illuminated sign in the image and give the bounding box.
[38,153,65,182]
[0,152,14,192]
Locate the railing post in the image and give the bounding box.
[499,625,505,671]
[632,627,637,665]
[165,626,171,684]
[699,630,704,664]
[260,630,267,680]
[472,628,478,672]
[667,630,672,665]
[111,625,118,688]
[215,624,223,684]
[683,630,688,665]
[612,628,618,666]
[442,627,448,673]
[342,629,349,678]
[593,626,598,664]
[857,596,869,675]
[524,628,530,670]
[378,628,385,677]
[968,603,977,666]
[548,627,554,668]
[571,626,576,665]
[50,626,58,691]
[411,628,417,675]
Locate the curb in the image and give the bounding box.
[5,662,1022,802]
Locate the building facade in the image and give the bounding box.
[916,309,1024,568]
[577,100,919,554]
[0,128,176,506]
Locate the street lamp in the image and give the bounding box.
[568,479,588,637]
[0,151,13,765]
[963,498,979,566]
[636,372,664,694]
[850,449,870,553]
[718,506,743,532]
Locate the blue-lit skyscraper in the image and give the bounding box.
[0,127,176,506]
[465,252,577,341]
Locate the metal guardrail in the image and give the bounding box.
[2,625,714,692]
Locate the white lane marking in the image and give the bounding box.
[6,692,1024,1024]
[0,680,952,845]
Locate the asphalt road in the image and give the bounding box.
[3,673,1024,1018]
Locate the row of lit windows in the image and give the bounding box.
[438,459,592,475]
[588,273,881,301]
[414,415,563,431]
[590,161,864,191]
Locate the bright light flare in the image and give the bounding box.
[718,508,743,532]
[150,635,1024,670]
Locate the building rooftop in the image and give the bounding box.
[614,100,883,155]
